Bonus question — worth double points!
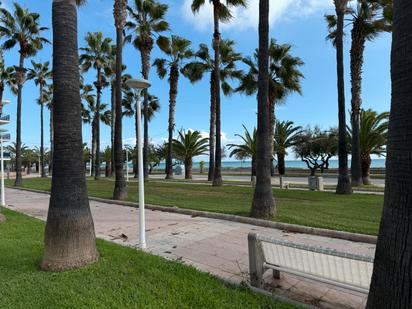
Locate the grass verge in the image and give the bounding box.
[0,208,297,309]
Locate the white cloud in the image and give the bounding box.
[181,0,333,32]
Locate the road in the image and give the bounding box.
[149,173,385,187]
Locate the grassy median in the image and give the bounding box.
[6,178,383,235]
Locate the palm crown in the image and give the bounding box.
[153,35,194,78]
[273,120,303,156]
[236,39,304,104]
[0,3,49,58]
[228,125,257,160]
[27,60,52,103]
[125,0,169,52]
[191,0,247,23]
[182,39,242,95]
[80,32,112,75]
[173,130,209,161]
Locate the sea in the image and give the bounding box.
[151,158,386,170]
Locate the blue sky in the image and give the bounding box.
[1,0,391,160]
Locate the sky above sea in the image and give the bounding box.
[0,0,392,161]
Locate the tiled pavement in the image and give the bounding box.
[5,188,375,309]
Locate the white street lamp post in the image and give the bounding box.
[125,78,151,249]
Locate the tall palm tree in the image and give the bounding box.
[0,3,49,186]
[113,0,128,199]
[153,35,193,179]
[347,109,389,185]
[172,130,209,180]
[123,90,160,178]
[326,0,391,186]
[81,85,110,175]
[273,120,302,175]
[228,126,257,179]
[27,61,52,178]
[183,39,242,181]
[250,0,274,219]
[80,32,112,180]
[331,0,352,194]
[191,0,247,187]
[42,0,98,271]
[126,0,169,180]
[236,40,304,175]
[366,1,412,306]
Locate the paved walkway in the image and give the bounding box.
[5,188,375,309]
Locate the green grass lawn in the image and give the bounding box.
[6,178,383,235]
[0,208,296,309]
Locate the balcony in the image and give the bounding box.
[0,114,10,124]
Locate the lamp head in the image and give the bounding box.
[125,79,151,92]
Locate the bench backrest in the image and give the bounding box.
[254,234,374,291]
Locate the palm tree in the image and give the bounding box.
[126,0,169,180]
[326,0,391,186]
[113,0,128,200]
[191,0,247,187]
[0,53,15,108]
[250,0,275,219]
[80,32,112,180]
[172,130,208,179]
[0,3,49,186]
[366,1,412,306]
[123,91,160,178]
[27,61,52,178]
[228,126,257,179]
[347,109,389,185]
[236,39,304,175]
[153,35,193,179]
[42,0,98,271]
[274,120,302,175]
[330,0,352,194]
[81,83,110,177]
[183,39,242,181]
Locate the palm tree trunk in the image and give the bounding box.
[49,101,54,174]
[350,22,366,187]
[277,153,286,175]
[40,84,46,178]
[251,155,256,179]
[110,83,115,177]
[94,69,101,180]
[208,73,216,181]
[212,0,222,187]
[185,157,193,180]
[361,153,371,185]
[251,0,275,219]
[14,51,24,186]
[42,0,98,271]
[113,0,127,200]
[140,47,152,181]
[334,0,352,195]
[91,122,96,175]
[366,1,412,306]
[166,66,179,179]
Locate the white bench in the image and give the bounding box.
[248,233,374,294]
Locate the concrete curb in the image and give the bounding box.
[7,186,377,244]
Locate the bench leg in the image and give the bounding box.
[248,233,264,288]
[273,269,280,279]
